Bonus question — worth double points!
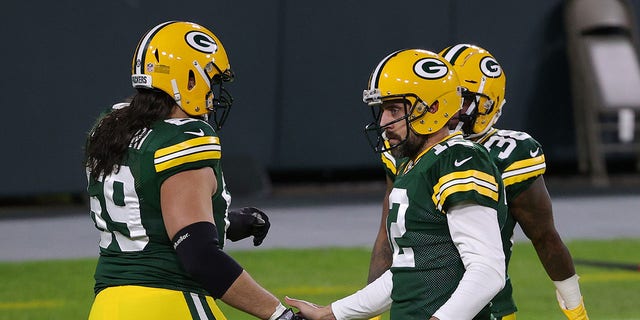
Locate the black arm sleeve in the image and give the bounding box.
[172,221,244,299]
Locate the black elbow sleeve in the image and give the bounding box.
[172,221,243,298]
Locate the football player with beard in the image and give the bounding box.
[286,49,507,320]
[365,44,589,320]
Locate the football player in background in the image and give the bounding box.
[441,44,588,320]
[366,44,589,320]
[286,49,507,320]
[85,21,297,320]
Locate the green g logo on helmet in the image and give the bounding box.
[185,31,219,54]
[480,56,502,78]
[414,58,449,79]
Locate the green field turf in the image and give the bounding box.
[0,238,638,319]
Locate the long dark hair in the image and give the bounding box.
[85,89,176,178]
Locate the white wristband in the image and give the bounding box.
[269,303,288,320]
[554,274,582,309]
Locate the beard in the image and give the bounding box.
[390,131,427,159]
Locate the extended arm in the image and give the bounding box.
[285,270,393,320]
[161,168,292,320]
[510,176,588,318]
[511,176,575,280]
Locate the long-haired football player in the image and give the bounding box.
[85,21,298,320]
[286,49,508,320]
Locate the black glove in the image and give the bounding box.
[226,207,270,246]
[274,308,307,320]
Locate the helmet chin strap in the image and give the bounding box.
[193,60,219,114]
[171,77,204,120]
[171,79,182,107]
[477,75,487,95]
[192,61,212,90]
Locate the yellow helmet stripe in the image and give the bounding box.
[432,170,499,211]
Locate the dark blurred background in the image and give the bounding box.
[2,0,640,202]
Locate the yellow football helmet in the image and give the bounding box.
[131,21,234,129]
[440,44,506,138]
[363,49,462,152]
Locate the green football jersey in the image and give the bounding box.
[386,133,507,320]
[476,128,546,317]
[477,129,546,203]
[379,129,546,317]
[86,108,231,295]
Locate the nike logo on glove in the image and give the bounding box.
[530,147,540,157]
[454,156,473,167]
[185,129,205,136]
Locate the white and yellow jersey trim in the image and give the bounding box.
[432,170,499,211]
[502,154,546,187]
[154,136,221,172]
[381,150,397,176]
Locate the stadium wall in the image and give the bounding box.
[2,0,639,196]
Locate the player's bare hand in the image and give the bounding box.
[285,296,335,320]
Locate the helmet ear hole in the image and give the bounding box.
[188,70,196,90]
[428,100,439,114]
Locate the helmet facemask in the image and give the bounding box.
[364,96,413,153]
[205,64,234,130]
[458,86,504,139]
[364,94,427,154]
[455,86,494,137]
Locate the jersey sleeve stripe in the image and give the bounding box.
[154,136,221,172]
[502,163,546,186]
[432,170,499,211]
[434,182,500,211]
[504,155,545,173]
[155,136,220,158]
[155,151,221,172]
[502,155,546,186]
[155,145,221,164]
